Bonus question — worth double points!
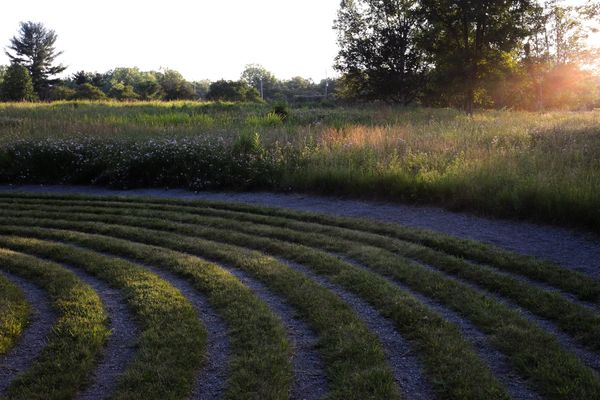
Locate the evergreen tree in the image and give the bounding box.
[5,21,67,99]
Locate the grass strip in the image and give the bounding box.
[3,226,295,399]
[0,216,509,399]
[0,248,108,400]
[0,224,400,400]
[3,203,599,353]
[2,193,597,304]
[0,273,29,356]
[1,208,598,399]
[0,235,206,400]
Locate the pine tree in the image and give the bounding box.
[5,21,67,99]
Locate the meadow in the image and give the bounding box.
[0,101,599,232]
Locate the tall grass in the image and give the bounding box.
[0,101,598,231]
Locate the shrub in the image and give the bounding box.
[74,83,107,100]
[0,64,35,102]
[49,85,77,101]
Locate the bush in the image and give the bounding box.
[74,83,107,100]
[49,85,77,101]
[271,101,290,121]
[207,80,263,102]
[0,64,35,102]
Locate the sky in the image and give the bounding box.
[0,0,597,83]
[0,0,340,82]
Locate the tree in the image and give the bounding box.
[0,63,35,101]
[240,64,280,99]
[107,81,138,100]
[206,80,262,102]
[520,1,600,110]
[334,0,429,104]
[157,68,196,100]
[5,21,66,99]
[420,0,534,114]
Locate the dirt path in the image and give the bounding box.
[1,185,597,277]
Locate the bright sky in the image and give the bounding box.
[0,0,340,82]
[0,1,597,82]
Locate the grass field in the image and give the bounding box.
[0,101,599,232]
[0,192,599,399]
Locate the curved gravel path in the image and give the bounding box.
[51,262,137,400]
[217,261,328,400]
[277,258,434,400]
[133,262,230,400]
[0,272,56,394]
[341,257,542,400]
[0,186,597,277]
[406,258,600,374]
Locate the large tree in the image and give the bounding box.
[5,21,66,99]
[420,0,534,114]
[334,0,429,104]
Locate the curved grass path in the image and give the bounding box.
[0,249,108,400]
[0,192,599,399]
[0,273,29,357]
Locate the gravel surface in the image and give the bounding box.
[0,272,56,395]
[278,258,434,400]
[407,258,600,375]
[1,185,597,277]
[55,262,137,400]
[343,257,542,400]
[219,262,328,400]
[139,263,230,400]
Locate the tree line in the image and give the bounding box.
[334,0,600,112]
[0,22,334,104]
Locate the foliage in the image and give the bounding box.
[0,64,35,102]
[5,22,66,99]
[207,80,262,102]
[157,68,196,100]
[334,0,429,104]
[241,64,279,100]
[48,84,77,101]
[74,83,107,101]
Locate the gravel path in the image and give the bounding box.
[404,258,600,374]
[277,258,434,400]
[1,185,597,277]
[217,262,328,400]
[54,262,137,400]
[136,263,230,400]
[0,272,56,395]
[342,257,542,400]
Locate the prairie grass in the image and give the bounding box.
[0,101,599,230]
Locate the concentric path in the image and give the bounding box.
[0,273,55,394]
[0,188,598,400]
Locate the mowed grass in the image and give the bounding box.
[0,193,599,400]
[0,249,109,400]
[0,273,29,355]
[0,101,599,231]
